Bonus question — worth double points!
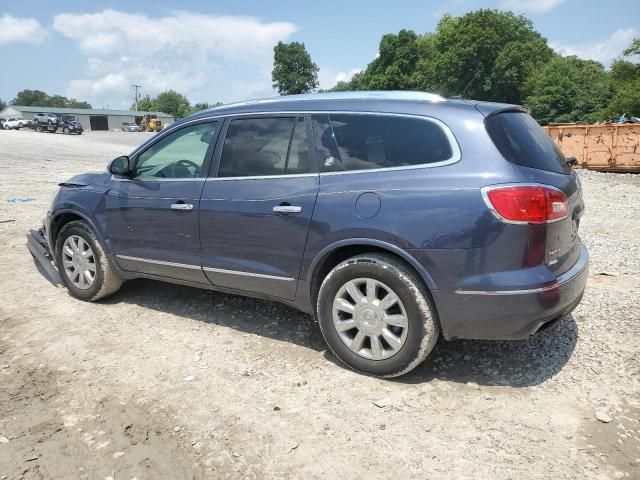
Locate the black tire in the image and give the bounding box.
[54,220,122,301]
[317,253,439,378]
[63,127,70,134]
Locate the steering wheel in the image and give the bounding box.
[169,159,200,178]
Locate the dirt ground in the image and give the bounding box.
[0,129,639,480]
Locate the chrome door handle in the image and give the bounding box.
[273,205,302,214]
[171,203,193,211]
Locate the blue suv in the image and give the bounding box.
[28,91,588,377]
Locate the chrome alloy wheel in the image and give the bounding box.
[332,278,409,360]
[62,235,96,290]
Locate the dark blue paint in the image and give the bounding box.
[44,92,588,341]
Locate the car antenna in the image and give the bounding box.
[460,70,480,98]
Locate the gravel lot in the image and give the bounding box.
[0,128,639,479]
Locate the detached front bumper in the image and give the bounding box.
[26,227,61,284]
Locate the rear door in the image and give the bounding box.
[199,115,319,300]
[485,112,585,275]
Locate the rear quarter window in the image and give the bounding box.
[485,112,570,174]
[312,113,455,172]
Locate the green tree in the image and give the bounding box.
[11,89,92,109]
[623,38,640,57]
[67,99,92,109]
[359,29,422,90]
[600,38,640,118]
[431,10,553,103]
[152,90,191,118]
[133,95,155,111]
[334,10,552,104]
[604,78,640,118]
[0,98,6,111]
[12,89,50,106]
[272,41,319,94]
[191,101,223,113]
[525,55,611,124]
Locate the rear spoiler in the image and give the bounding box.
[474,103,529,118]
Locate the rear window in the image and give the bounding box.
[312,113,454,172]
[485,112,570,174]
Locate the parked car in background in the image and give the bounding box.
[18,119,32,128]
[34,112,59,125]
[58,115,83,135]
[28,91,588,378]
[3,118,22,130]
[122,122,141,132]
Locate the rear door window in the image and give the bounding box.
[218,116,311,177]
[485,112,570,174]
[311,113,454,172]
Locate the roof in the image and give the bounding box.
[187,90,516,122]
[202,91,445,114]
[7,105,173,117]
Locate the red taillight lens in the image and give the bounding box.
[483,185,569,224]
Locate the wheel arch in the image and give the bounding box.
[306,239,438,308]
[49,209,109,254]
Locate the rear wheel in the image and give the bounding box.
[55,221,122,301]
[63,127,70,134]
[317,253,439,378]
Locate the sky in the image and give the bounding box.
[1,0,638,109]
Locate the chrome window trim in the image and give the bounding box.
[129,111,462,178]
[116,255,202,270]
[455,246,588,296]
[111,176,205,182]
[202,266,295,281]
[480,183,569,225]
[206,172,317,181]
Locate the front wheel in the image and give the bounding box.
[317,253,439,378]
[55,220,122,301]
[63,127,70,134]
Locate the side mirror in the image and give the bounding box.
[108,155,131,176]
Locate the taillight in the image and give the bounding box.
[482,185,569,224]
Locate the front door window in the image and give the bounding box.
[134,122,218,179]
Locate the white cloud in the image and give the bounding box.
[500,0,566,14]
[551,28,639,67]
[52,9,298,107]
[0,14,48,46]
[318,67,362,90]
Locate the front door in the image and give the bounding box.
[199,115,319,300]
[106,120,220,283]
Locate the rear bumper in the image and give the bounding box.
[434,245,589,340]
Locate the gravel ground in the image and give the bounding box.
[0,128,639,479]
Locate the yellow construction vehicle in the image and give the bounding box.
[139,114,162,132]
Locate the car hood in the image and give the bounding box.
[59,172,111,188]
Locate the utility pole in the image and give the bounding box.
[131,84,142,111]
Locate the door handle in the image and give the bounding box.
[273,204,302,214]
[171,203,194,211]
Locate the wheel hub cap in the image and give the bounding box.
[62,235,96,290]
[332,278,409,360]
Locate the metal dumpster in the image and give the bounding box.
[544,124,640,173]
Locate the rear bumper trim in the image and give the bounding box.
[455,245,589,296]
